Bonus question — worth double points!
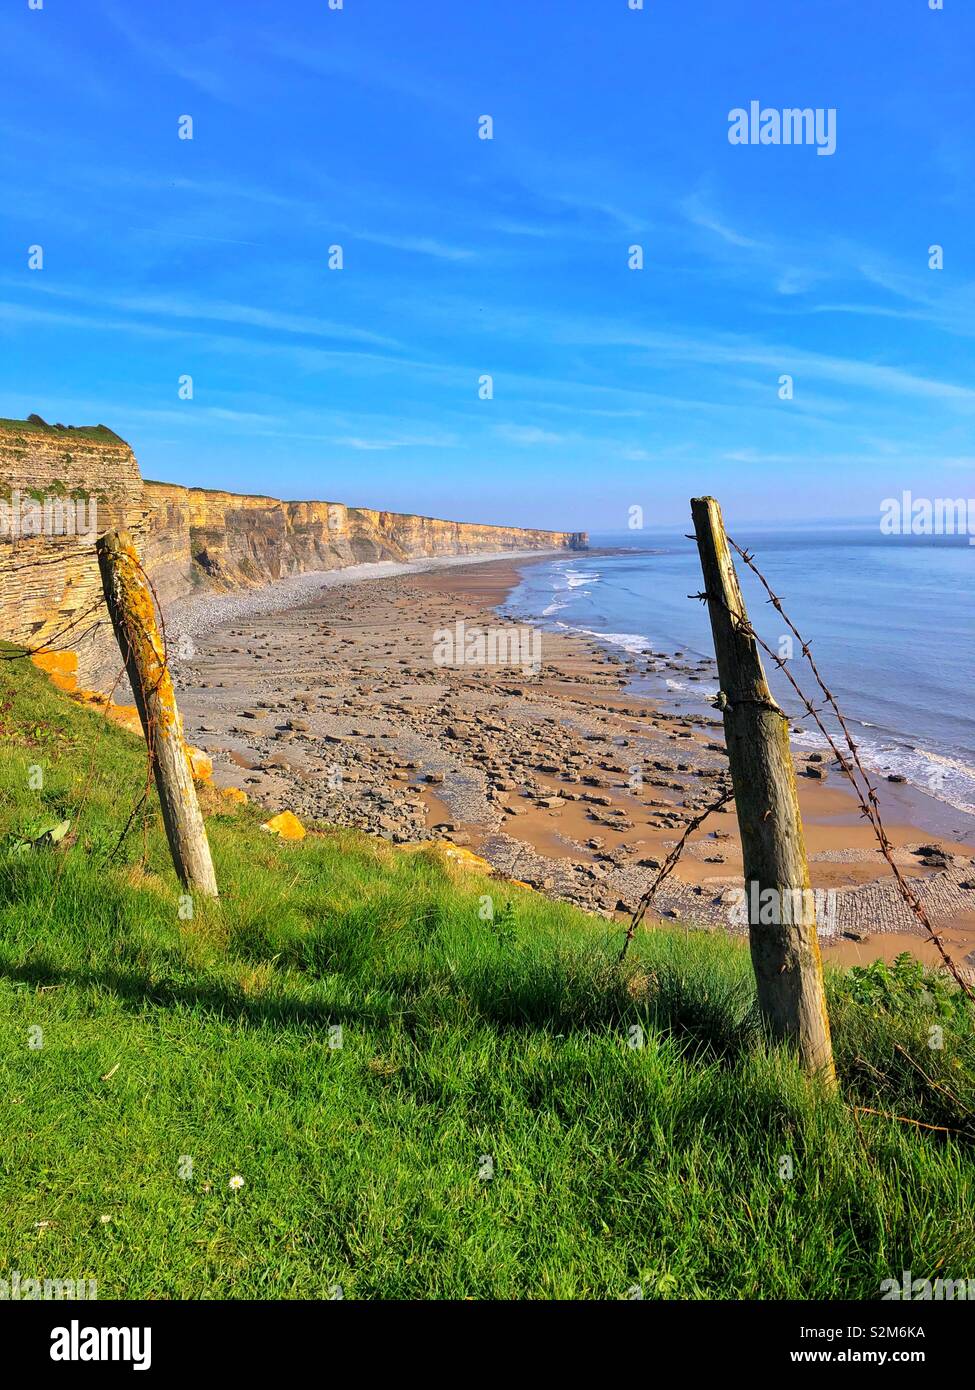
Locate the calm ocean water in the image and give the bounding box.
[503,527,975,819]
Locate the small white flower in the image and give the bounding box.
[99,1214,112,1223]
[229,1174,245,1192]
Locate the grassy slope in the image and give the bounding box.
[1,647,973,1300]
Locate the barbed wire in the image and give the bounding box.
[618,781,734,963]
[9,527,972,1005]
[0,598,108,662]
[616,530,973,1005]
[698,535,974,1004]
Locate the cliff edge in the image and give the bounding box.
[0,416,587,688]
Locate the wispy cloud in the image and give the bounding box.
[354,231,475,262]
[775,267,824,296]
[557,323,975,409]
[680,191,765,250]
[496,424,564,446]
[492,219,552,239]
[789,302,931,323]
[266,35,457,111]
[548,190,645,237]
[101,4,242,104]
[8,282,402,350]
[336,433,459,452]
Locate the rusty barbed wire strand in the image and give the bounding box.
[618,780,734,963]
[0,598,108,661]
[694,535,975,1004]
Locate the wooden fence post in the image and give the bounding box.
[690,497,834,1084]
[96,529,218,898]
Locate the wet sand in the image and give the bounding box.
[170,554,975,980]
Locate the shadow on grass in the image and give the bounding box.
[0,957,391,1032]
[0,944,761,1064]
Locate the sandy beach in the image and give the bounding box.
[170,555,975,978]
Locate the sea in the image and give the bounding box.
[502,526,975,824]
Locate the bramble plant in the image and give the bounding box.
[848,952,972,1028]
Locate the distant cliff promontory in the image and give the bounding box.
[0,416,587,687]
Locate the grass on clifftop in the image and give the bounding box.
[1,645,974,1299]
[0,416,125,443]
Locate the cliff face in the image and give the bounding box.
[142,482,584,596]
[0,420,150,689]
[0,418,587,690]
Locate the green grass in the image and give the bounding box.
[0,416,124,443]
[1,646,974,1299]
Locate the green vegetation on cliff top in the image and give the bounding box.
[0,415,125,443]
[0,646,973,1299]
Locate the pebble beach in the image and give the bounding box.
[167,553,975,979]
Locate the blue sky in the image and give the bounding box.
[2,0,972,531]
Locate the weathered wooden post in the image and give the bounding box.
[691,497,834,1085]
[96,529,218,898]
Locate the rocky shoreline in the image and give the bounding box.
[169,555,975,976]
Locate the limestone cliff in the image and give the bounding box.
[0,416,587,690]
[141,481,583,598]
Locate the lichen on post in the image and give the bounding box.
[96,529,218,898]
